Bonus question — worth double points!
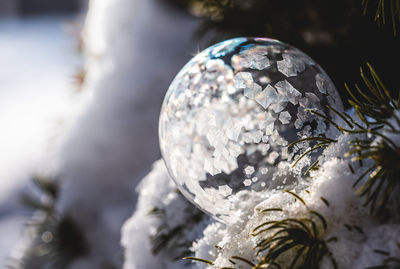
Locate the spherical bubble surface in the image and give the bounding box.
[159,37,343,223]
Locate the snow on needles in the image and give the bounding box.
[122,111,400,268]
[121,160,208,269]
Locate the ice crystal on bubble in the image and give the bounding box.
[232,46,271,71]
[218,185,232,197]
[241,52,270,70]
[315,73,333,94]
[259,143,270,155]
[243,179,252,186]
[267,151,280,164]
[254,84,278,109]
[271,101,288,113]
[275,80,302,105]
[224,118,243,142]
[159,37,343,223]
[277,53,306,77]
[204,158,221,176]
[253,130,264,143]
[297,125,312,138]
[244,166,255,176]
[260,167,269,174]
[244,82,262,99]
[305,92,320,104]
[279,111,292,124]
[234,72,253,89]
[265,122,275,136]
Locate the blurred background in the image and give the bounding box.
[0,0,198,268]
[0,0,399,268]
[0,0,87,15]
[0,0,87,264]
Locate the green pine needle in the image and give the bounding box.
[343,64,400,215]
[362,0,400,35]
[296,64,400,215]
[7,176,89,269]
[189,191,337,269]
[252,206,337,269]
[184,256,215,265]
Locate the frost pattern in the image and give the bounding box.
[277,53,306,77]
[159,38,343,223]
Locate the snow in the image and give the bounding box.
[121,160,207,269]
[123,110,400,268]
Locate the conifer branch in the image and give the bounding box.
[289,64,399,215]
[343,64,400,215]
[7,176,88,269]
[362,0,400,35]
[251,193,337,269]
[186,192,337,269]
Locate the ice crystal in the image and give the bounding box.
[244,166,255,176]
[243,179,252,186]
[218,185,232,197]
[279,111,292,124]
[277,53,306,77]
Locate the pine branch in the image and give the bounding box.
[348,140,400,215]
[20,175,58,213]
[187,0,232,21]
[186,192,337,269]
[344,63,399,126]
[7,176,88,269]
[251,192,337,269]
[289,137,337,170]
[289,64,399,216]
[343,64,400,215]
[362,0,400,35]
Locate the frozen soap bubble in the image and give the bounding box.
[159,37,343,224]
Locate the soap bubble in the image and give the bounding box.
[159,37,343,223]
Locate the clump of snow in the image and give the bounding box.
[122,160,208,269]
[355,225,400,268]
